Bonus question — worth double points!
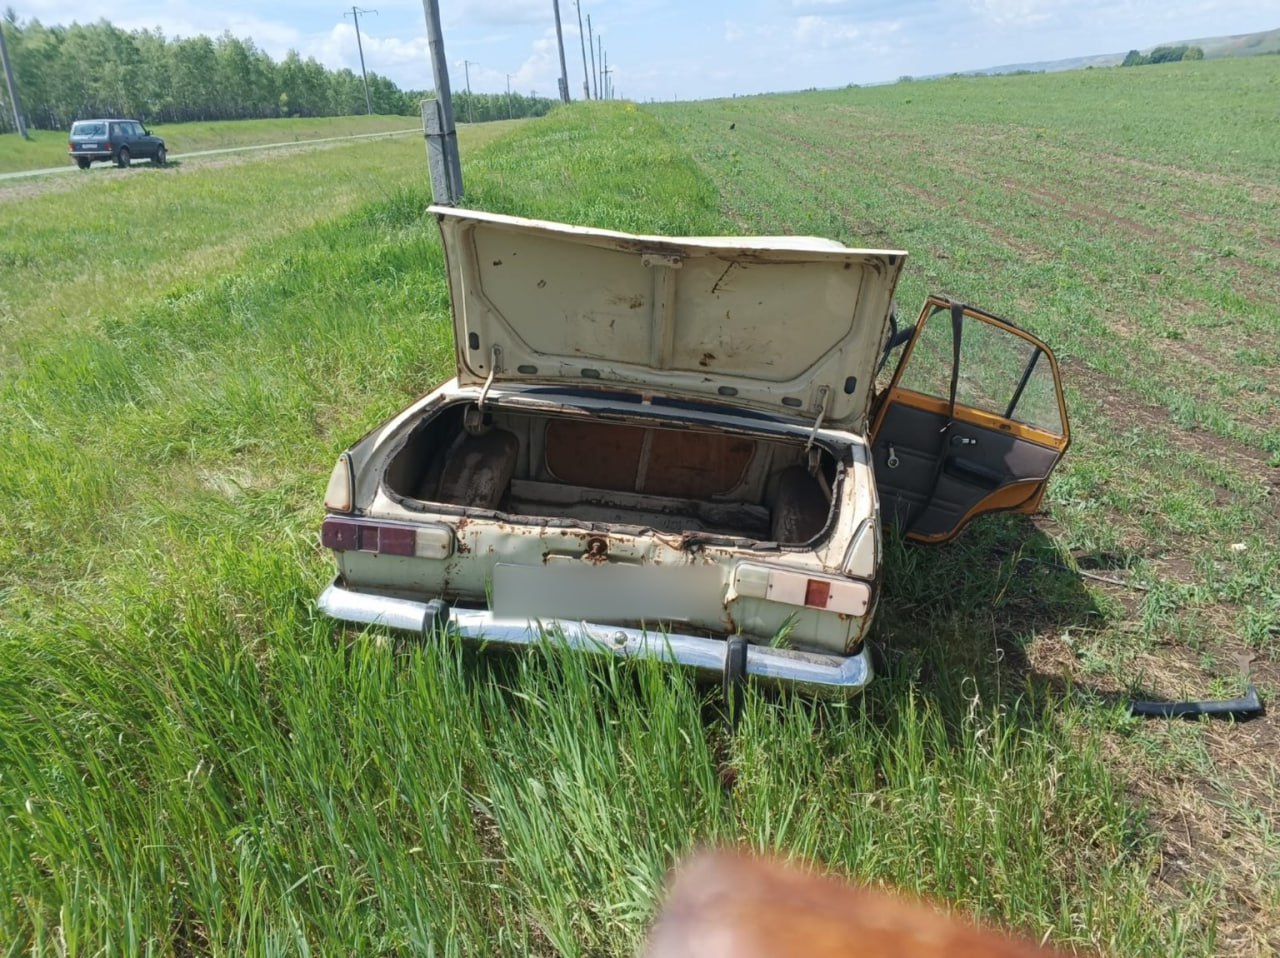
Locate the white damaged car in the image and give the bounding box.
[317,207,1069,695]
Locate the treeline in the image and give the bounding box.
[451,91,556,124]
[1121,45,1205,67]
[0,16,554,132]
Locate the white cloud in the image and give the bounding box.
[454,0,550,27]
[794,15,861,45]
[304,24,436,85]
[970,0,1072,26]
[792,14,901,49]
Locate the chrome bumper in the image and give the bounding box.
[317,580,872,696]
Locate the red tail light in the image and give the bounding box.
[321,517,453,559]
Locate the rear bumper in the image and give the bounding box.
[317,580,872,697]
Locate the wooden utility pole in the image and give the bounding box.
[574,0,590,100]
[588,17,598,99]
[344,6,378,115]
[420,0,462,203]
[463,60,477,123]
[551,0,570,102]
[0,20,27,139]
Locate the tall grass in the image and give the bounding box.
[658,57,1280,952]
[0,104,1216,953]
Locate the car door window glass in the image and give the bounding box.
[897,306,1063,437]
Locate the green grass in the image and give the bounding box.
[0,114,422,174]
[657,55,1280,953]
[1,68,1277,954]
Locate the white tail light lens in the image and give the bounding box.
[324,454,354,513]
[843,519,878,580]
[733,564,870,616]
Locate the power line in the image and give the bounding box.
[343,6,377,115]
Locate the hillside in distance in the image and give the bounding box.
[969,25,1279,76]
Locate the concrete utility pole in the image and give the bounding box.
[574,0,590,100]
[597,35,603,99]
[420,0,462,203]
[463,60,477,123]
[602,50,609,100]
[506,73,513,119]
[551,0,570,103]
[344,6,377,115]
[0,20,28,139]
[588,16,597,100]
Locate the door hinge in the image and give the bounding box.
[805,385,830,452]
[478,345,502,413]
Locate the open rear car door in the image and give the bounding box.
[870,296,1070,543]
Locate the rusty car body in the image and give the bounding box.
[316,207,1069,695]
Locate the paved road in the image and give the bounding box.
[0,128,420,182]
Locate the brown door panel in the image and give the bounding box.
[873,399,1060,541]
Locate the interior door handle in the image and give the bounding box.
[951,435,977,446]
[946,456,1003,488]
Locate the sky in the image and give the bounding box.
[11,0,1278,102]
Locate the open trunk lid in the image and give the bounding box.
[431,206,906,430]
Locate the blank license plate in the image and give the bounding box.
[493,562,719,624]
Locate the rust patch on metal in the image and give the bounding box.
[584,536,609,564]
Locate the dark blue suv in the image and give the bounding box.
[68,119,167,169]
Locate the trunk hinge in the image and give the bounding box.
[805,385,830,453]
[477,345,502,413]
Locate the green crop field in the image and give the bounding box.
[1,55,1277,956]
[0,114,424,175]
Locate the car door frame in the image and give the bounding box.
[869,294,1070,544]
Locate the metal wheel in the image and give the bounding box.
[117,148,131,168]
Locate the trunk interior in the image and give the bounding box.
[384,403,839,545]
